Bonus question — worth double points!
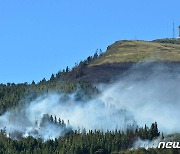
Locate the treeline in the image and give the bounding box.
[0,80,98,116]
[39,114,71,134]
[0,123,162,154]
[0,49,104,115]
[53,49,103,81]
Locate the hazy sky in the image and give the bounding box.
[0,0,180,83]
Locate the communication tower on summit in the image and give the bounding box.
[173,21,175,38]
[178,26,180,38]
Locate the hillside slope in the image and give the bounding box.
[61,39,180,83]
[90,40,180,66]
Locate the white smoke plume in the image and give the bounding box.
[0,62,180,142]
[99,62,180,134]
[0,93,135,141]
[131,134,179,149]
[131,137,162,149]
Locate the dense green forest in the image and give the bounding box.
[0,50,102,115]
[0,80,98,115]
[0,77,179,153]
[0,118,179,153]
[0,49,180,153]
[0,121,165,154]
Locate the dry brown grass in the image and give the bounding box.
[89,40,180,66]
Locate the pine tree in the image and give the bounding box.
[50,74,55,81]
[66,66,69,73]
[32,80,35,85]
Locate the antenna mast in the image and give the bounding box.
[173,19,175,38]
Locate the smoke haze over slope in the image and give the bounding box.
[0,62,180,140]
[99,62,180,133]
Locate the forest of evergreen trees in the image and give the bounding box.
[0,52,180,153]
[0,78,174,153]
[0,80,98,116]
[0,50,102,116]
[0,121,169,154]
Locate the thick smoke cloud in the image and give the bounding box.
[0,93,135,140]
[0,62,179,141]
[100,62,180,133]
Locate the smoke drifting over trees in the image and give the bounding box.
[0,62,180,140]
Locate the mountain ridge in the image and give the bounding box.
[89,39,180,66]
[59,39,180,83]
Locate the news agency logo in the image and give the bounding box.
[158,142,180,149]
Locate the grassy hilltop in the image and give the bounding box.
[0,39,180,154]
[62,39,180,83]
[90,39,180,66]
